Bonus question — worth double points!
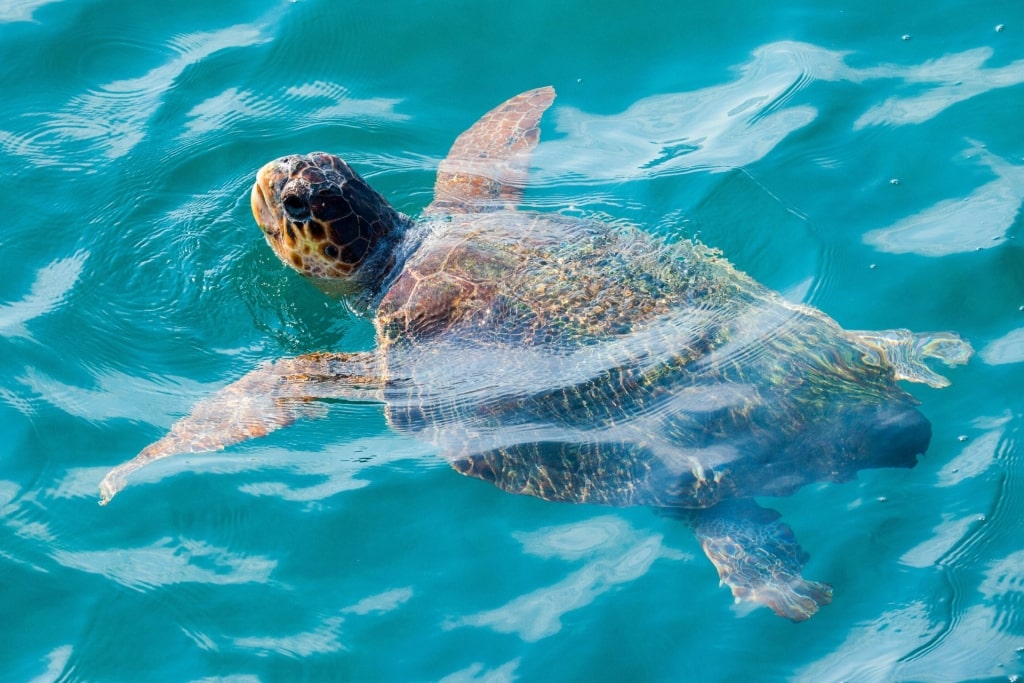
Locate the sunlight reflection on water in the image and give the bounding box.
[448,516,686,642]
[1,0,1022,675]
[865,143,1024,256]
[532,41,1024,185]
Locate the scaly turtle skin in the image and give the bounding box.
[100,87,972,621]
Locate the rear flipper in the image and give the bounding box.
[682,500,832,621]
[850,328,973,388]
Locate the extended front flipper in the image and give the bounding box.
[685,499,832,621]
[850,328,973,388]
[426,86,556,214]
[99,351,383,505]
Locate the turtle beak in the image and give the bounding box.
[250,165,280,238]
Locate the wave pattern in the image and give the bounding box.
[0,0,1021,679]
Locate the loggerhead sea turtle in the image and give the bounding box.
[100,86,972,621]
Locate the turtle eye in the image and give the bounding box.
[324,244,340,259]
[282,194,309,220]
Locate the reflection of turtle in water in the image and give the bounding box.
[100,87,972,620]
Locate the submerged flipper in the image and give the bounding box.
[850,328,973,388]
[426,86,556,214]
[683,500,832,621]
[99,352,382,505]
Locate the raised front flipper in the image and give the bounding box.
[850,328,973,388]
[426,86,556,214]
[99,352,382,505]
[686,500,832,621]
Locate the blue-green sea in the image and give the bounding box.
[3,0,1024,680]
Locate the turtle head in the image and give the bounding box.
[250,152,410,301]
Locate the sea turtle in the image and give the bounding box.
[100,86,972,620]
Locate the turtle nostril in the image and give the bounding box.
[282,194,309,220]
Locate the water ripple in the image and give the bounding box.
[341,587,413,616]
[236,435,432,507]
[532,41,1024,185]
[448,516,685,642]
[18,366,215,425]
[854,48,1024,129]
[51,536,277,591]
[0,251,87,340]
[937,416,1010,487]
[3,10,285,171]
[0,0,62,23]
[1,0,1020,673]
[864,143,1024,256]
[438,659,521,683]
[533,42,829,183]
[982,327,1024,366]
[25,645,72,683]
[179,81,408,149]
[229,586,411,658]
[233,616,346,658]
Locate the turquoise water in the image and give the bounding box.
[2,0,1024,679]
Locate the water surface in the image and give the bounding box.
[2,0,1023,680]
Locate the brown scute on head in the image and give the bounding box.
[306,220,325,241]
[251,152,409,290]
